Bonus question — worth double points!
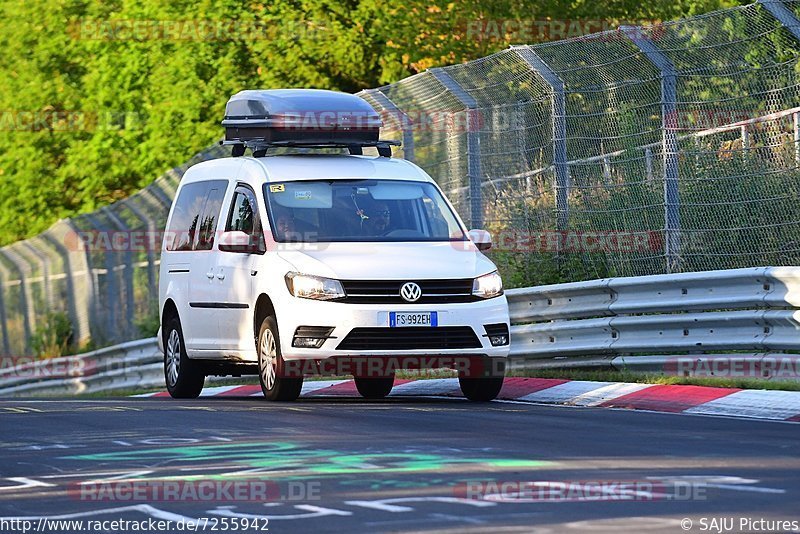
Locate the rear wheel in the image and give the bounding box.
[354,374,395,399]
[258,316,303,401]
[163,316,204,398]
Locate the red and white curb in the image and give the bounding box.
[135,378,800,422]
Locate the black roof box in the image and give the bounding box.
[222,89,383,149]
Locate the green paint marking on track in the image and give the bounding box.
[64,441,552,480]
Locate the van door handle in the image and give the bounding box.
[216,270,225,280]
[206,271,214,279]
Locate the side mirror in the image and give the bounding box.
[468,229,492,252]
[219,230,261,253]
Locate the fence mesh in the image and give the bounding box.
[2,1,800,354]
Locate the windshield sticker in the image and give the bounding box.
[294,191,312,200]
[269,184,285,193]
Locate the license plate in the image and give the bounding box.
[389,311,438,327]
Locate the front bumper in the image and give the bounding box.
[278,294,510,361]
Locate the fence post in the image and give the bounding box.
[795,112,800,166]
[429,67,483,229]
[622,26,681,273]
[39,228,90,347]
[512,45,571,231]
[0,249,33,354]
[758,0,800,39]
[83,213,118,343]
[0,272,11,354]
[363,89,415,162]
[645,147,654,181]
[124,200,158,309]
[145,181,173,210]
[758,0,800,167]
[102,206,135,339]
[61,219,99,345]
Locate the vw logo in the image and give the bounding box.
[400,282,422,302]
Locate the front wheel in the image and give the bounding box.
[258,316,303,401]
[459,376,504,402]
[354,374,395,399]
[163,316,204,399]
[459,359,505,402]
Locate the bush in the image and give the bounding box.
[30,311,74,358]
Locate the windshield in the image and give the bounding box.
[263,179,467,243]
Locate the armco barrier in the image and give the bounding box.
[0,338,161,396]
[507,266,800,374]
[1,266,799,396]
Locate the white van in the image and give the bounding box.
[158,90,510,402]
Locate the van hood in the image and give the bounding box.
[276,242,497,280]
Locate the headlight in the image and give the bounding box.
[285,273,345,301]
[473,271,503,299]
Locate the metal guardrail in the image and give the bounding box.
[1,266,798,396]
[0,338,162,397]
[507,266,800,373]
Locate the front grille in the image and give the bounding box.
[336,327,482,351]
[340,279,476,304]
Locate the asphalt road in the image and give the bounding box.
[0,396,798,534]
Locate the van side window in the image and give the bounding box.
[165,180,227,252]
[225,186,265,252]
[195,186,227,251]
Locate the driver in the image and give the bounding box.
[367,203,391,235]
[273,210,297,241]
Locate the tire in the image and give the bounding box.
[459,358,506,402]
[354,374,395,399]
[459,376,504,402]
[163,315,204,399]
[258,316,303,401]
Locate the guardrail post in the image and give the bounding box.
[622,26,681,273]
[512,45,571,230]
[363,89,415,162]
[429,67,483,229]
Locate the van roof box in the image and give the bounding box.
[221,89,398,157]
